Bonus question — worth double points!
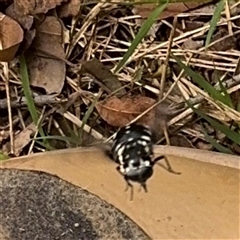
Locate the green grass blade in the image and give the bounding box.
[216,73,234,108]
[20,54,50,148]
[133,66,143,83]
[0,152,10,161]
[186,100,240,145]
[201,125,233,154]
[173,55,231,106]
[20,55,39,125]
[78,94,101,144]
[114,1,168,73]
[34,135,79,144]
[205,0,225,48]
[34,140,55,150]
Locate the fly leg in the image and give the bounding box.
[124,176,134,201]
[140,182,148,193]
[116,166,134,200]
[153,155,181,175]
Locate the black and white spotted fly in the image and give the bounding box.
[109,123,177,200]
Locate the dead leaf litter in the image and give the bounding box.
[0,1,240,156]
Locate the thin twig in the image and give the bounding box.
[2,63,14,154]
[0,94,65,109]
[28,106,46,154]
[159,16,177,99]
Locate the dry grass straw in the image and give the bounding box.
[81,2,240,146]
[44,1,240,146]
[1,1,240,155]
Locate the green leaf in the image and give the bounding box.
[114,1,168,73]
[78,94,101,144]
[205,0,225,48]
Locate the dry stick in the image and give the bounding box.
[67,2,111,58]
[53,119,72,148]
[170,48,240,124]
[14,86,26,129]
[99,23,118,61]
[201,29,240,51]
[116,49,236,95]
[99,42,239,61]
[0,94,63,109]
[103,55,237,72]
[160,66,187,175]
[47,115,53,134]
[28,106,46,154]
[180,52,240,120]
[2,63,14,154]
[159,16,177,99]
[155,55,192,145]
[225,0,233,36]
[231,1,240,11]
[62,111,105,140]
[159,16,178,154]
[104,75,182,143]
[133,15,240,61]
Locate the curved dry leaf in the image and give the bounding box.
[0,13,23,62]
[82,58,126,96]
[134,2,212,20]
[5,3,34,30]
[58,0,81,18]
[2,123,36,156]
[14,0,68,15]
[96,95,156,127]
[26,16,65,94]
[1,147,239,239]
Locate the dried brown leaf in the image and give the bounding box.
[0,12,23,61]
[5,3,34,30]
[58,0,80,18]
[96,95,155,127]
[209,28,237,51]
[170,134,194,148]
[14,0,68,15]
[26,16,65,94]
[81,58,126,96]
[134,2,212,20]
[182,39,203,50]
[2,123,36,156]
